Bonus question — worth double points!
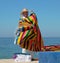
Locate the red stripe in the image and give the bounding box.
[22,31,26,39]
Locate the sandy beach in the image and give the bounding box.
[0,59,39,63]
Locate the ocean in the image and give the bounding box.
[0,37,60,59]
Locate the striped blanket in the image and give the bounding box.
[15,13,44,52]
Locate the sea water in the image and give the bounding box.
[0,37,21,59]
[0,37,60,59]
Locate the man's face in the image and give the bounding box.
[22,12,28,18]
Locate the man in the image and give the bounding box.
[15,8,44,60]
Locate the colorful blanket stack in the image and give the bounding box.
[14,13,44,52]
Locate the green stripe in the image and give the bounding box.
[28,17,33,24]
[20,30,30,48]
[26,30,30,38]
[23,30,30,48]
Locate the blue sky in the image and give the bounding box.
[0,0,60,37]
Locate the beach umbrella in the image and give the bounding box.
[15,12,44,52]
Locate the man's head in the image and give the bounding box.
[21,8,28,18]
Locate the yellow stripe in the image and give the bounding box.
[17,32,23,45]
[29,16,34,24]
[31,17,36,25]
[29,17,32,21]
